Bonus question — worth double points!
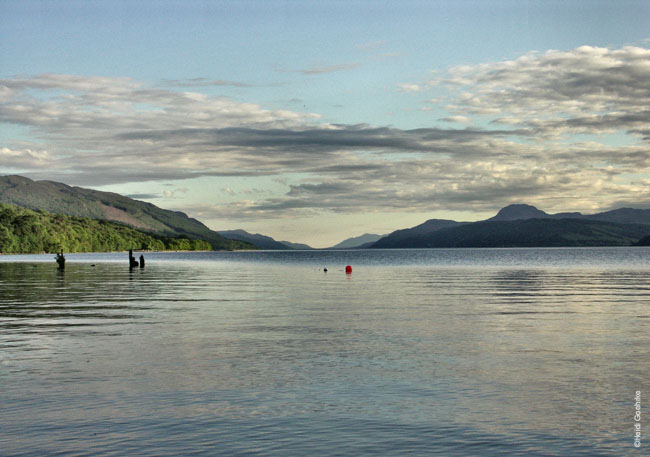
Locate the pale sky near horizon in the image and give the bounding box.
[1,0,649,247]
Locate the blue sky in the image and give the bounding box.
[1,0,649,246]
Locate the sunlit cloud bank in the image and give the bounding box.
[1,44,650,222]
[440,46,650,138]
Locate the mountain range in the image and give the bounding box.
[2,176,650,250]
[0,175,377,250]
[217,229,313,250]
[487,203,650,225]
[329,233,384,249]
[0,175,252,250]
[371,204,650,248]
[217,230,388,250]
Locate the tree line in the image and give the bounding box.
[0,203,213,254]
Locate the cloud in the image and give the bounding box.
[0,74,139,93]
[173,137,650,221]
[163,78,253,88]
[0,146,52,168]
[440,115,472,124]
[2,46,650,221]
[438,45,650,139]
[116,125,516,156]
[397,83,421,93]
[0,74,312,134]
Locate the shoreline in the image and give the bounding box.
[0,249,248,257]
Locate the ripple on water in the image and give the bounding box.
[1,250,649,456]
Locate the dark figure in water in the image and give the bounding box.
[55,249,65,270]
[129,249,139,268]
[139,254,145,268]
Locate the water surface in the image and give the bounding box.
[1,248,648,456]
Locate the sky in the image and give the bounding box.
[1,0,649,247]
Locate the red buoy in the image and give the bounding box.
[345,265,352,274]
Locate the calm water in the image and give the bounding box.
[1,248,648,456]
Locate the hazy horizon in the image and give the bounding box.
[2,1,649,247]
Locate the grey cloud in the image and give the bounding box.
[288,182,351,196]
[564,110,650,132]
[175,156,650,222]
[163,78,253,88]
[116,125,521,156]
[603,197,650,212]
[307,163,387,174]
[205,152,631,220]
[2,67,648,218]
[0,74,138,92]
[440,45,650,140]
[630,129,650,141]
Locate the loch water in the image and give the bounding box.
[1,248,649,456]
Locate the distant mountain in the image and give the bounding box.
[279,240,314,250]
[217,229,306,250]
[0,175,253,250]
[489,203,650,225]
[371,219,462,249]
[488,203,550,221]
[374,218,650,248]
[371,203,650,248]
[329,233,384,249]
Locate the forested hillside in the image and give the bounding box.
[0,175,251,250]
[0,203,217,254]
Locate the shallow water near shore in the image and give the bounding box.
[1,248,649,456]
